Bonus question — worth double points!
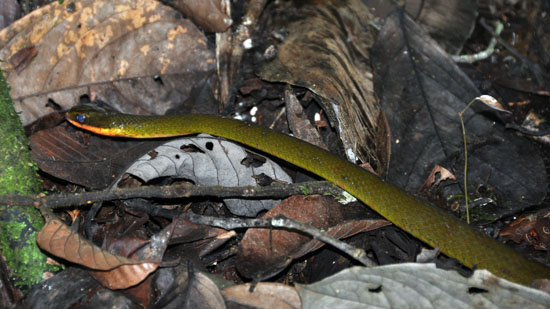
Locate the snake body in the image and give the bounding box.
[67,104,550,285]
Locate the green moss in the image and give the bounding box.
[0,68,60,289]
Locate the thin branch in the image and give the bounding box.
[0,181,344,209]
[181,212,376,267]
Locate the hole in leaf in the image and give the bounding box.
[180,144,204,153]
[153,75,164,85]
[46,99,62,111]
[468,287,488,294]
[368,285,382,293]
[241,151,266,168]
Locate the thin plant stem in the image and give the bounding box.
[458,98,477,224]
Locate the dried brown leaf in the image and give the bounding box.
[236,195,345,279]
[89,222,175,289]
[37,217,155,270]
[419,165,456,191]
[285,89,327,149]
[294,219,392,256]
[171,0,232,32]
[89,262,158,290]
[8,45,36,73]
[476,95,511,113]
[0,0,214,125]
[36,217,162,289]
[222,282,301,309]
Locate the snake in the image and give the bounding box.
[66,104,550,285]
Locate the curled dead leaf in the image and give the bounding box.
[477,95,511,114]
[170,0,232,32]
[36,217,162,289]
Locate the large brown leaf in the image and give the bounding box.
[0,0,215,125]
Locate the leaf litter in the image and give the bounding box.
[4,0,550,307]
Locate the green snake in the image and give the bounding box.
[66,104,550,285]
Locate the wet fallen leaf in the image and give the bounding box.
[236,195,389,280]
[292,219,391,258]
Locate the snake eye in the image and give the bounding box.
[75,114,86,123]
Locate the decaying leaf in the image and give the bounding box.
[419,165,456,191]
[222,282,301,309]
[500,210,550,251]
[285,89,327,150]
[0,0,215,125]
[476,95,510,113]
[258,0,390,174]
[153,266,225,308]
[367,0,477,54]
[236,195,344,280]
[0,0,20,29]
[122,135,292,216]
[30,124,166,189]
[169,0,232,32]
[236,195,389,280]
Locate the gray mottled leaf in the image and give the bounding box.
[124,135,292,216]
[296,264,550,309]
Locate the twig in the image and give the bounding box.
[453,20,503,63]
[181,212,376,267]
[0,181,344,209]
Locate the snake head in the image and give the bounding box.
[66,103,124,136]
